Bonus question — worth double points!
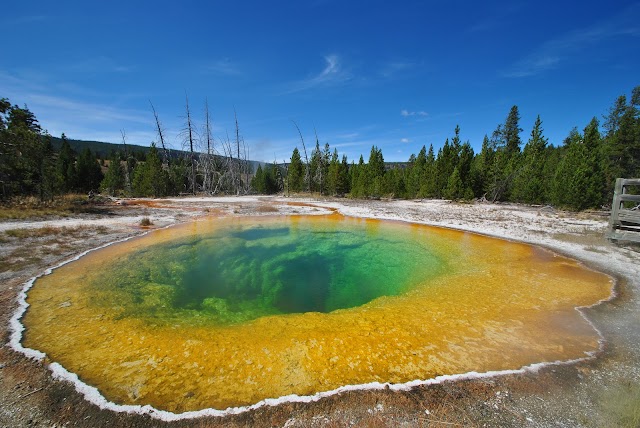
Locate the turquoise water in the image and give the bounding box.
[90,217,447,325]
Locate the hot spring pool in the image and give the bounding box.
[21,214,613,413]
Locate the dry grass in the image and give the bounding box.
[0,194,112,219]
[4,225,108,239]
[0,225,109,273]
[600,380,640,427]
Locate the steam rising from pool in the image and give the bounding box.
[21,214,612,413]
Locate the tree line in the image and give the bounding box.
[270,85,639,210]
[1,86,638,210]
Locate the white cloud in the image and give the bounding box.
[205,58,242,76]
[0,70,161,144]
[504,4,640,78]
[318,55,340,80]
[28,94,149,125]
[400,138,411,143]
[336,132,359,139]
[401,109,428,117]
[285,54,351,93]
[64,56,133,74]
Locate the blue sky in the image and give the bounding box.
[1,1,639,162]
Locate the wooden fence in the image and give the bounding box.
[608,178,640,243]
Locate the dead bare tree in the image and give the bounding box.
[243,140,250,194]
[120,129,132,193]
[234,109,244,195]
[201,99,216,194]
[216,130,235,194]
[292,120,310,192]
[183,94,197,194]
[313,128,325,194]
[149,101,169,166]
[228,109,252,195]
[282,158,289,196]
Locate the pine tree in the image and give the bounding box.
[512,115,548,204]
[167,157,187,195]
[263,164,280,194]
[469,135,493,198]
[434,141,451,197]
[132,144,168,197]
[487,107,523,201]
[504,105,523,155]
[309,141,321,192]
[75,147,104,192]
[0,102,44,197]
[421,144,437,198]
[582,117,605,207]
[37,134,57,201]
[551,128,598,209]
[457,141,474,198]
[407,145,426,198]
[309,139,330,194]
[56,133,77,192]
[350,155,367,198]
[100,151,125,196]
[321,142,331,195]
[602,87,640,199]
[288,147,304,193]
[384,167,406,198]
[366,145,385,197]
[252,164,265,193]
[444,166,463,200]
[327,149,340,195]
[338,155,350,195]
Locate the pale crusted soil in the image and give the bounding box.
[1,196,639,427]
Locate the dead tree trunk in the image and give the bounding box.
[292,121,310,192]
[120,129,132,193]
[234,109,242,195]
[203,99,214,194]
[184,94,197,194]
[149,101,169,166]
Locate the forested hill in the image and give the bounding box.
[48,136,264,170]
[49,136,169,160]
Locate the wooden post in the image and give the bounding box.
[608,178,623,233]
[608,178,640,243]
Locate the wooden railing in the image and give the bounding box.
[608,178,640,243]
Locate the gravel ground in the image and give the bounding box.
[1,195,639,427]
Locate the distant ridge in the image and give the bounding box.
[48,136,264,171]
[49,136,153,158]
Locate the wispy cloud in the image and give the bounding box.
[504,4,640,78]
[204,58,242,76]
[64,56,133,73]
[336,132,359,139]
[285,54,351,93]
[380,61,414,78]
[29,94,149,125]
[467,2,524,33]
[400,138,411,143]
[0,70,157,144]
[401,109,428,117]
